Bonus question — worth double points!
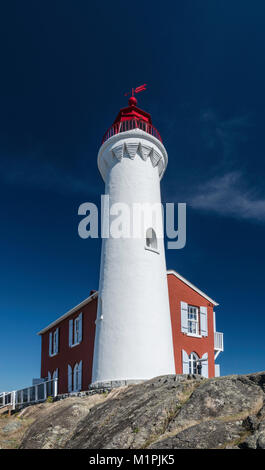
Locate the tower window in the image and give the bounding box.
[145,228,159,254]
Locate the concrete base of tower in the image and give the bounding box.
[89,379,145,390]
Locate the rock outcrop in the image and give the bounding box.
[2,372,265,449]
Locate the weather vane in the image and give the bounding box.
[124,84,147,97]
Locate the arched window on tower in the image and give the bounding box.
[145,228,159,253]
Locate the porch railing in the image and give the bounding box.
[0,378,58,411]
[214,332,224,351]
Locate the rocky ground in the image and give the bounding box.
[1,372,265,449]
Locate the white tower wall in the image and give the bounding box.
[91,129,175,387]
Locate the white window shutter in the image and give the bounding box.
[56,328,59,353]
[200,306,208,337]
[73,364,78,391]
[182,349,189,374]
[78,360,82,391]
[74,319,77,344]
[68,365,72,392]
[69,319,73,347]
[181,302,188,333]
[54,328,59,354]
[53,368,58,396]
[215,364,220,377]
[47,371,52,396]
[53,331,56,354]
[78,313,83,343]
[49,332,52,356]
[201,353,208,378]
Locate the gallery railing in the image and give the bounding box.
[102,118,162,145]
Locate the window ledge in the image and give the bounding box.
[144,246,160,254]
[70,341,81,348]
[186,333,202,338]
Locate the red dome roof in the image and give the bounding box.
[112,97,152,125]
[102,98,162,145]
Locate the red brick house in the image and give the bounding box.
[38,270,223,394]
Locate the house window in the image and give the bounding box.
[145,228,159,253]
[69,313,83,347]
[188,352,201,375]
[74,317,80,343]
[47,369,58,395]
[68,365,73,393]
[52,369,58,381]
[52,369,58,395]
[71,361,82,392]
[181,302,208,337]
[73,364,79,392]
[187,306,199,335]
[49,328,59,356]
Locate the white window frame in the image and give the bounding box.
[188,352,202,375]
[144,228,160,254]
[53,332,57,355]
[187,305,199,336]
[68,364,73,393]
[72,361,82,392]
[70,313,82,347]
[73,363,79,392]
[74,317,80,344]
[49,328,59,357]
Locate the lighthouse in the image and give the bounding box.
[91,91,175,388]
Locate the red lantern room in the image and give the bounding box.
[102,94,162,145]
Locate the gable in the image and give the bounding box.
[37,291,98,335]
[167,270,219,307]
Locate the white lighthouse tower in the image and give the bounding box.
[91,92,175,388]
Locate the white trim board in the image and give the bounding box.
[37,292,98,335]
[167,270,219,306]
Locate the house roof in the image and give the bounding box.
[167,269,219,306]
[37,291,98,335]
[37,270,218,335]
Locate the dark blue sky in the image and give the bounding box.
[1,1,265,391]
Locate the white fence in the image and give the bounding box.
[0,378,58,411]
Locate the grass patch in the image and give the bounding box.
[133,427,139,434]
